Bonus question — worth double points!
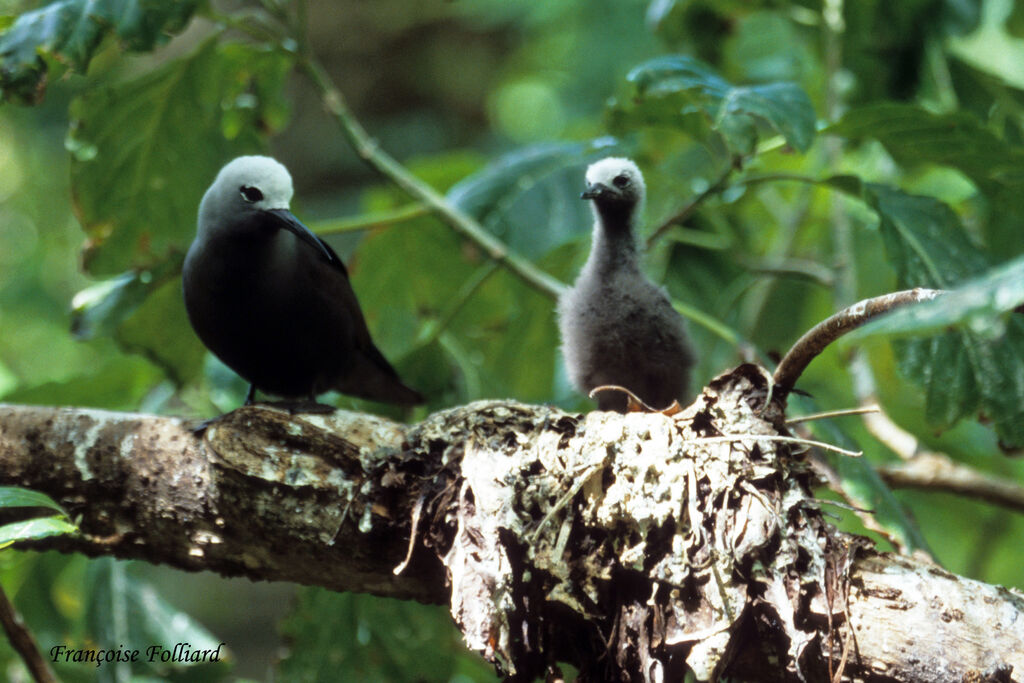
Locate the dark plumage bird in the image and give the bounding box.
[558,157,695,413]
[183,156,422,409]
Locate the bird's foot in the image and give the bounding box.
[589,385,683,416]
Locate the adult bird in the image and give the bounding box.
[183,155,422,411]
[557,157,695,413]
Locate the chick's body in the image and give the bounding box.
[558,158,695,412]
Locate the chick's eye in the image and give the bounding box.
[612,174,629,188]
[240,186,264,203]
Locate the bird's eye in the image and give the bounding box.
[240,186,264,203]
[612,174,629,188]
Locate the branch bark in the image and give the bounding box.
[2,367,1022,682]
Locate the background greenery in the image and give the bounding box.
[2,0,1024,680]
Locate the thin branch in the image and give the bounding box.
[312,203,429,236]
[740,256,836,287]
[772,288,943,397]
[859,394,1024,515]
[297,55,566,301]
[878,453,1024,514]
[645,164,734,251]
[0,582,55,683]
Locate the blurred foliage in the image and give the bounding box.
[2,0,1024,680]
[278,589,493,682]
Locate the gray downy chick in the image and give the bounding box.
[558,157,695,412]
[183,155,422,409]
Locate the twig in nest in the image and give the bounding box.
[688,434,862,458]
[588,385,683,415]
[787,405,880,425]
[772,288,943,400]
[393,489,427,576]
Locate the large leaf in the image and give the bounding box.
[69,37,292,276]
[71,258,181,340]
[623,54,816,155]
[829,103,1024,198]
[0,0,202,104]
[447,138,619,259]
[843,182,1024,448]
[115,276,205,386]
[849,255,1024,339]
[864,183,990,287]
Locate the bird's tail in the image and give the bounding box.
[336,345,424,405]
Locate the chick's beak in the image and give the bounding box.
[580,182,611,200]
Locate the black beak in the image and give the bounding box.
[581,182,612,200]
[266,208,337,266]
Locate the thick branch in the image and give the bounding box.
[2,389,1022,681]
[0,403,445,603]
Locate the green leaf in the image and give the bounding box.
[864,183,990,288]
[0,487,75,546]
[115,276,205,386]
[69,38,292,276]
[624,54,816,155]
[0,517,77,545]
[828,103,1024,197]
[277,588,493,683]
[1006,0,1024,38]
[0,486,67,514]
[71,259,181,340]
[0,0,202,104]
[87,559,230,680]
[850,255,1024,339]
[845,184,1024,448]
[447,138,619,259]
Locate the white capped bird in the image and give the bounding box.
[557,157,695,412]
[183,156,422,410]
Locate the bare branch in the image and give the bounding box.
[879,452,1024,514]
[856,381,1024,514]
[0,582,55,683]
[772,288,943,397]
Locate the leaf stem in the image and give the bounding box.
[297,55,566,301]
